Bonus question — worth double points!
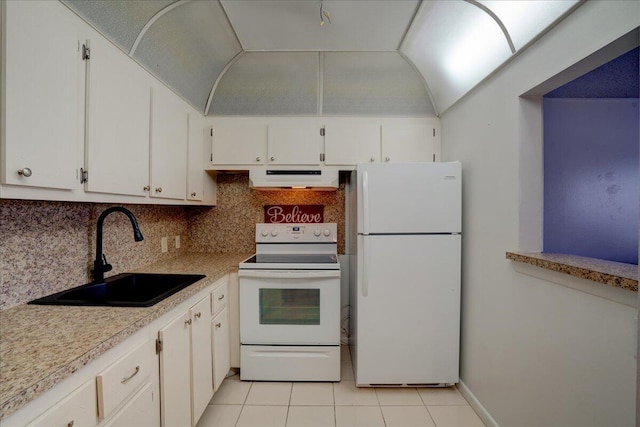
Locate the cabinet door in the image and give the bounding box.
[324,123,380,166]
[158,311,192,427]
[211,124,266,165]
[2,0,80,190]
[212,307,230,392]
[267,124,322,165]
[190,296,213,426]
[187,113,206,201]
[381,123,435,163]
[26,380,97,427]
[85,33,150,197]
[103,383,159,427]
[150,86,188,200]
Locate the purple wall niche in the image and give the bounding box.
[543,98,639,265]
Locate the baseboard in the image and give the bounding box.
[456,380,500,427]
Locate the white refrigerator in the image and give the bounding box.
[348,161,461,386]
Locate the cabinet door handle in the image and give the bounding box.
[256,157,261,162]
[155,187,163,193]
[270,156,275,161]
[215,322,221,329]
[185,318,192,326]
[195,312,202,319]
[385,157,390,162]
[17,167,32,177]
[218,294,225,301]
[67,421,74,427]
[121,366,140,383]
[370,157,375,162]
[191,192,197,197]
[143,185,150,191]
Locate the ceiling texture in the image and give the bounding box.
[62,0,584,116]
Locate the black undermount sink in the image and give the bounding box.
[29,273,206,307]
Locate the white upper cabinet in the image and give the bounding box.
[211,123,267,166]
[267,124,322,165]
[324,122,381,165]
[2,0,81,190]
[381,123,436,163]
[187,113,206,201]
[150,85,188,200]
[207,118,440,171]
[84,31,151,197]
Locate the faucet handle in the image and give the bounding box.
[102,254,113,273]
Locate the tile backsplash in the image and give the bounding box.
[187,173,346,254]
[0,200,188,310]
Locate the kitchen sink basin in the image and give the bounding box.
[28,273,206,307]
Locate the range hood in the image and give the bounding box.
[249,167,339,191]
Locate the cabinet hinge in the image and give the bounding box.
[210,153,213,162]
[320,153,325,162]
[433,128,436,137]
[80,168,88,184]
[156,339,163,354]
[210,128,213,137]
[82,44,90,61]
[433,153,436,162]
[320,127,325,137]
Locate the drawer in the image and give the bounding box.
[27,380,97,427]
[211,280,228,315]
[96,339,153,420]
[103,382,158,427]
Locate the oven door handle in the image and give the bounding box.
[238,270,340,279]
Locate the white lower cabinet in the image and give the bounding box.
[158,293,216,427]
[26,380,97,427]
[212,306,230,392]
[190,296,214,425]
[103,383,158,427]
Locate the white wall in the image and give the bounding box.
[440,2,639,426]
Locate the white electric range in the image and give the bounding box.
[238,223,341,381]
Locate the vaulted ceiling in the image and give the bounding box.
[62,0,583,116]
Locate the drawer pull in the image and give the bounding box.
[195,312,202,319]
[217,294,225,301]
[215,322,221,329]
[121,366,140,384]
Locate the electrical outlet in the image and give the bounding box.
[175,235,181,249]
[161,237,168,253]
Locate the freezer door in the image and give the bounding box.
[354,234,461,385]
[357,162,461,234]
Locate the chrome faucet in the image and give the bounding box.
[93,207,144,283]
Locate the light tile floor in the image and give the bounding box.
[197,346,485,427]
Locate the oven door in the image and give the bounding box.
[239,269,340,345]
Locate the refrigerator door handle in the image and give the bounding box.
[362,237,369,297]
[362,171,370,235]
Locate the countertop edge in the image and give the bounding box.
[0,252,248,420]
[506,251,638,292]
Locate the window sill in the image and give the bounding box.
[506,252,638,293]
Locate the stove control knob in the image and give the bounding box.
[323,229,331,237]
[261,230,269,237]
[271,229,278,237]
[314,229,321,237]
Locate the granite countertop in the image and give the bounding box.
[506,251,638,292]
[0,252,251,420]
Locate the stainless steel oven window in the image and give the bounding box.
[259,288,320,325]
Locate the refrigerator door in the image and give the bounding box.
[357,162,461,234]
[354,234,461,385]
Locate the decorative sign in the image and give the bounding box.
[264,205,324,223]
